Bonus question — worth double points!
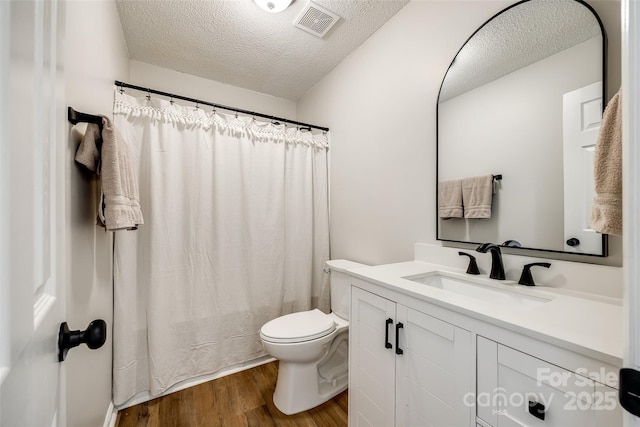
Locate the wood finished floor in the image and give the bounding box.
[115,361,348,427]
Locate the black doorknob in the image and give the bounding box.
[58,319,107,362]
[566,238,580,247]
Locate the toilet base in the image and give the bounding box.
[273,359,348,415]
[271,329,349,415]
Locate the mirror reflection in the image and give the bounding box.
[437,0,606,256]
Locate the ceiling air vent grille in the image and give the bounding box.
[294,2,340,38]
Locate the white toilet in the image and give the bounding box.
[260,259,367,415]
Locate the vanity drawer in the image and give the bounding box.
[476,336,618,427]
[496,345,594,427]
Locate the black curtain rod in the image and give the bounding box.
[114,80,330,132]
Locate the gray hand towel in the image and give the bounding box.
[74,123,101,172]
[438,179,463,219]
[461,175,493,219]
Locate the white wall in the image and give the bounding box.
[65,1,130,426]
[297,0,512,265]
[439,37,601,251]
[129,60,296,119]
[297,0,622,281]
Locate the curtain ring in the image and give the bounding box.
[146,89,151,101]
[195,101,199,110]
[169,95,174,105]
[118,84,124,94]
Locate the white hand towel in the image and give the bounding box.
[74,117,144,231]
[461,175,493,219]
[100,116,144,230]
[591,88,622,235]
[438,179,463,219]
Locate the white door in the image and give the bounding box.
[395,305,472,427]
[349,286,396,427]
[562,82,604,254]
[0,1,66,425]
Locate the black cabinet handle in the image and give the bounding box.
[385,318,393,349]
[620,368,640,417]
[528,400,545,420]
[395,322,404,355]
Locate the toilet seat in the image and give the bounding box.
[261,309,336,343]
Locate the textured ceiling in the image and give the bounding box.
[116,0,409,101]
[439,0,601,102]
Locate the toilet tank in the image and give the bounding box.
[326,259,369,320]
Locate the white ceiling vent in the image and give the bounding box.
[294,2,340,38]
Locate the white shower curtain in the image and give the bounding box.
[111,91,330,405]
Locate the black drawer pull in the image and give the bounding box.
[385,318,393,349]
[528,400,545,420]
[395,322,404,355]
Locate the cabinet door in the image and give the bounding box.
[395,305,474,427]
[350,286,397,427]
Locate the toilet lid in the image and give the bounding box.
[261,309,336,343]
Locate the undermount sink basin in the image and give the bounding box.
[403,271,554,309]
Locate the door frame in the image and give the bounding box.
[622,0,640,425]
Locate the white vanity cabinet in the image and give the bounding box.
[349,285,474,427]
[348,271,623,427]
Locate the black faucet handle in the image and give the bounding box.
[518,262,551,286]
[458,252,480,275]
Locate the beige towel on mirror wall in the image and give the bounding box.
[591,88,622,235]
[74,117,144,231]
[438,179,463,219]
[461,175,493,219]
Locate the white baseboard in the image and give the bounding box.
[102,401,117,427]
[117,356,276,410]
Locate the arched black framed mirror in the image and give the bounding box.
[436,0,607,257]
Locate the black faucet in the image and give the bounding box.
[476,243,506,280]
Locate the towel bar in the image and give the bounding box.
[68,107,103,128]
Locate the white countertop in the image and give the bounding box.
[347,261,623,367]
